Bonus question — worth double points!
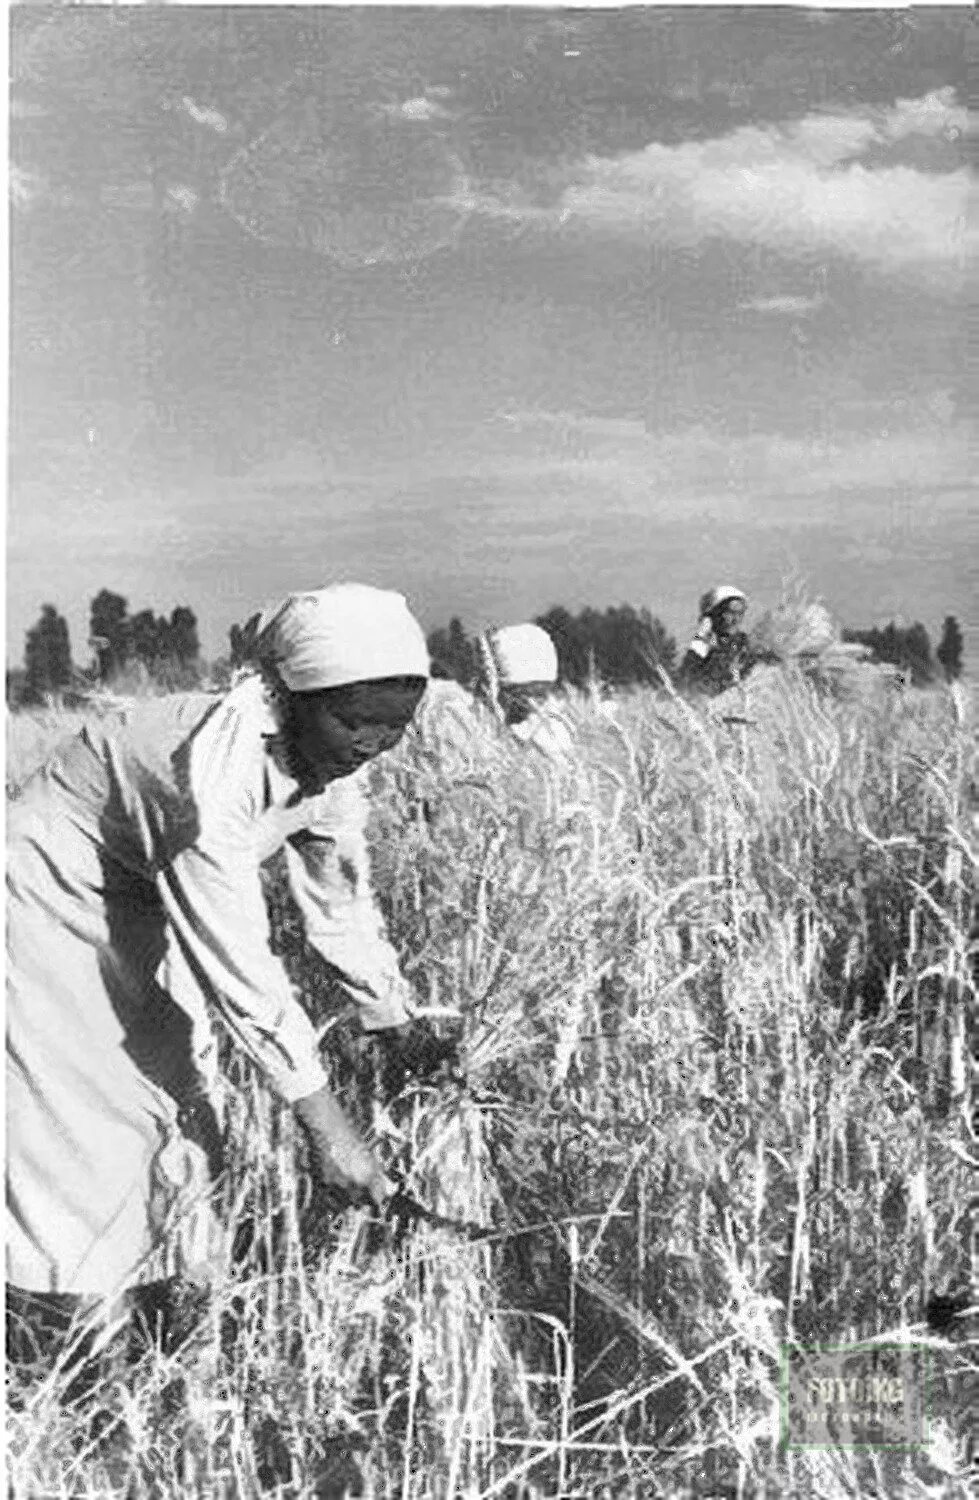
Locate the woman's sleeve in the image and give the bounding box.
[678,648,706,686]
[156,833,330,1104]
[677,618,713,687]
[282,782,414,1034]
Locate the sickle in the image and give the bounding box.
[383,1189,625,1246]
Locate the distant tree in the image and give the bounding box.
[168,606,200,665]
[89,590,130,678]
[24,604,73,700]
[427,616,476,684]
[87,590,203,682]
[536,603,676,688]
[936,616,963,682]
[208,655,237,691]
[536,606,588,685]
[229,622,248,668]
[578,607,606,681]
[6,668,28,709]
[903,622,935,685]
[448,616,476,681]
[425,624,451,680]
[129,608,164,665]
[843,621,936,686]
[601,604,676,685]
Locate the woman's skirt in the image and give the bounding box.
[6,794,221,1297]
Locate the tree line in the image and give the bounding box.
[842,617,963,687]
[10,591,201,706]
[9,595,966,706]
[88,590,200,681]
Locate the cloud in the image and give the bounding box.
[496,410,642,440]
[9,164,73,210]
[884,87,964,144]
[470,90,972,282]
[100,182,155,209]
[10,98,48,120]
[128,409,973,523]
[469,410,975,511]
[376,96,452,123]
[9,164,39,208]
[166,185,199,215]
[787,87,964,163]
[181,96,228,134]
[738,295,824,316]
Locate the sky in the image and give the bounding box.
[7,6,976,669]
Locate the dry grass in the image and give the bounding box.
[5,665,977,1497]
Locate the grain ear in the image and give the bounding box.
[476,632,504,723]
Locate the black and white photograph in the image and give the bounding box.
[5,3,976,1494]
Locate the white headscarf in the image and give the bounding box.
[699,585,747,619]
[243,583,430,692]
[485,624,559,686]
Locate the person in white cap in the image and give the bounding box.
[679,585,754,696]
[5,582,443,1362]
[477,623,574,761]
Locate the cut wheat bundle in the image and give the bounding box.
[748,583,904,703]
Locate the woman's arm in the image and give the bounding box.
[282,786,414,1035]
[285,792,461,1085]
[677,618,714,689]
[156,837,389,1202]
[157,840,328,1099]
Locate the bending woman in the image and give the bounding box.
[478,624,574,761]
[418,622,573,769]
[6,582,433,1309]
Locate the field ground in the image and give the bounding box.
[5,668,977,1497]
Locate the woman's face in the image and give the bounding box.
[498,681,553,727]
[712,599,746,639]
[283,676,427,793]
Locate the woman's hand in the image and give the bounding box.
[293,1084,394,1210]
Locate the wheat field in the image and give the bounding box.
[5,667,976,1498]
